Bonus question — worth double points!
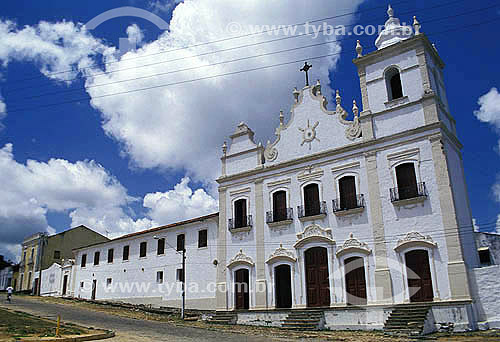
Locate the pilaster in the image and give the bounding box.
[216,186,228,310]
[429,136,471,300]
[254,180,268,309]
[364,151,393,303]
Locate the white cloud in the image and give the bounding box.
[0,143,217,261]
[149,0,183,14]
[144,177,217,224]
[475,88,500,202]
[126,24,145,46]
[0,143,144,259]
[474,87,500,132]
[0,91,5,130]
[0,20,108,82]
[86,0,364,187]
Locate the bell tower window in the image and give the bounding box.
[386,67,403,101]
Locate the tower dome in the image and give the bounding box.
[375,5,413,50]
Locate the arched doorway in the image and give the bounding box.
[304,247,330,307]
[275,265,292,308]
[344,257,367,305]
[405,250,433,302]
[234,269,249,310]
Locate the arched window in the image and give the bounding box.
[234,198,247,228]
[386,67,403,101]
[338,176,357,210]
[303,183,320,216]
[272,190,287,222]
[395,163,418,200]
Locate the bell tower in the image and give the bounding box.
[353,5,455,141]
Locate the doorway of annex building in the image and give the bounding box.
[235,269,249,310]
[305,247,330,307]
[275,264,292,309]
[405,250,433,302]
[345,256,367,305]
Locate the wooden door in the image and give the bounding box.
[62,275,68,296]
[273,191,287,222]
[235,269,249,310]
[275,265,292,308]
[304,184,320,216]
[305,247,330,307]
[396,163,418,200]
[345,257,367,305]
[339,176,357,210]
[91,280,97,300]
[405,250,433,302]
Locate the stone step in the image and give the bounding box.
[387,316,427,322]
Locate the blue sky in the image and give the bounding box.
[0,0,499,260]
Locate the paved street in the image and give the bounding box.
[0,297,279,342]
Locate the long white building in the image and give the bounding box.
[72,213,218,310]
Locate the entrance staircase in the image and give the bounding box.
[384,304,431,337]
[207,311,237,325]
[281,310,324,330]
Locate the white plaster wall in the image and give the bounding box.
[473,265,500,328]
[377,140,451,302]
[324,307,389,330]
[226,151,260,176]
[228,134,256,155]
[365,49,423,114]
[72,218,218,309]
[444,140,479,268]
[372,104,426,138]
[40,263,62,296]
[265,86,361,166]
[0,267,13,290]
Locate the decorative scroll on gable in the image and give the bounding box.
[336,233,371,257]
[264,80,362,164]
[266,244,297,264]
[294,223,335,248]
[227,249,254,268]
[395,231,437,252]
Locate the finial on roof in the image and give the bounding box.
[432,43,437,51]
[336,90,341,106]
[352,100,359,117]
[222,141,227,156]
[293,87,300,103]
[356,40,363,58]
[387,4,394,18]
[413,16,421,35]
[279,110,284,125]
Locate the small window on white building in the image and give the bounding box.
[386,67,403,101]
[80,282,84,288]
[176,269,184,282]
[156,271,164,284]
[478,247,492,266]
[106,278,112,287]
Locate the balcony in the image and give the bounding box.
[298,201,327,221]
[390,182,428,206]
[228,215,253,233]
[332,194,365,216]
[266,208,293,228]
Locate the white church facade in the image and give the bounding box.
[214,6,482,331]
[38,6,500,333]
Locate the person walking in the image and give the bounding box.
[6,285,13,303]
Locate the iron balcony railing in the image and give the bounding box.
[228,215,253,230]
[390,182,427,202]
[266,208,293,224]
[297,201,327,218]
[332,194,365,212]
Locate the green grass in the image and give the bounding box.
[0,308,85,339]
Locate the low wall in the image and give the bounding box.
[473,265,500,329]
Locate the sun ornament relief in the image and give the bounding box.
[299,119,320,150]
